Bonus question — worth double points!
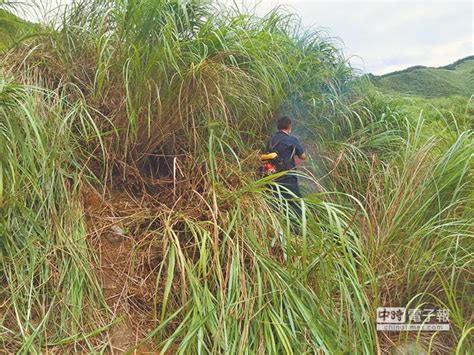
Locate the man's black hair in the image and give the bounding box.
[277,116,292,130]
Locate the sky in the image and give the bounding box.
[18,0,474,74]
[237,0,473,74]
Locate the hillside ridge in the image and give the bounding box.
[369,55,474,97]
[377,55,474,78]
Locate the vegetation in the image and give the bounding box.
[369,56,474,98]
[0,8,36,51]
[1,0,472,353]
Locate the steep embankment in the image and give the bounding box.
[370,56,474,97]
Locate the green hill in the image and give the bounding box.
[0,9,36,51]
[370,56,474,98]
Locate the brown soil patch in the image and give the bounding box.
[82,185,168,353]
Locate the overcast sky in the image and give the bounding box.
[241,0,473,74]
[19,0,474,74]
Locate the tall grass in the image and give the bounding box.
[0,79,109,352]
[1,0,472,353]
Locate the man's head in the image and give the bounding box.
[277,116,292,133]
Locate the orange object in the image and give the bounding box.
[263,162,276,173]
[260,152,278,161]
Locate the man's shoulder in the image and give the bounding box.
[271,132,300,144]
[288,134,301,144]
[269,131,285,143]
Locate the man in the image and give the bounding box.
[267,116,307,215]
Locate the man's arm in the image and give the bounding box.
[293,137,307,160]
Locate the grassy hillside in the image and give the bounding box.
[1,1,473,353]
[370,56,474,98]
[0,9,36,51]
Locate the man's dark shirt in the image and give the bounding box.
[267,130,305,170]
